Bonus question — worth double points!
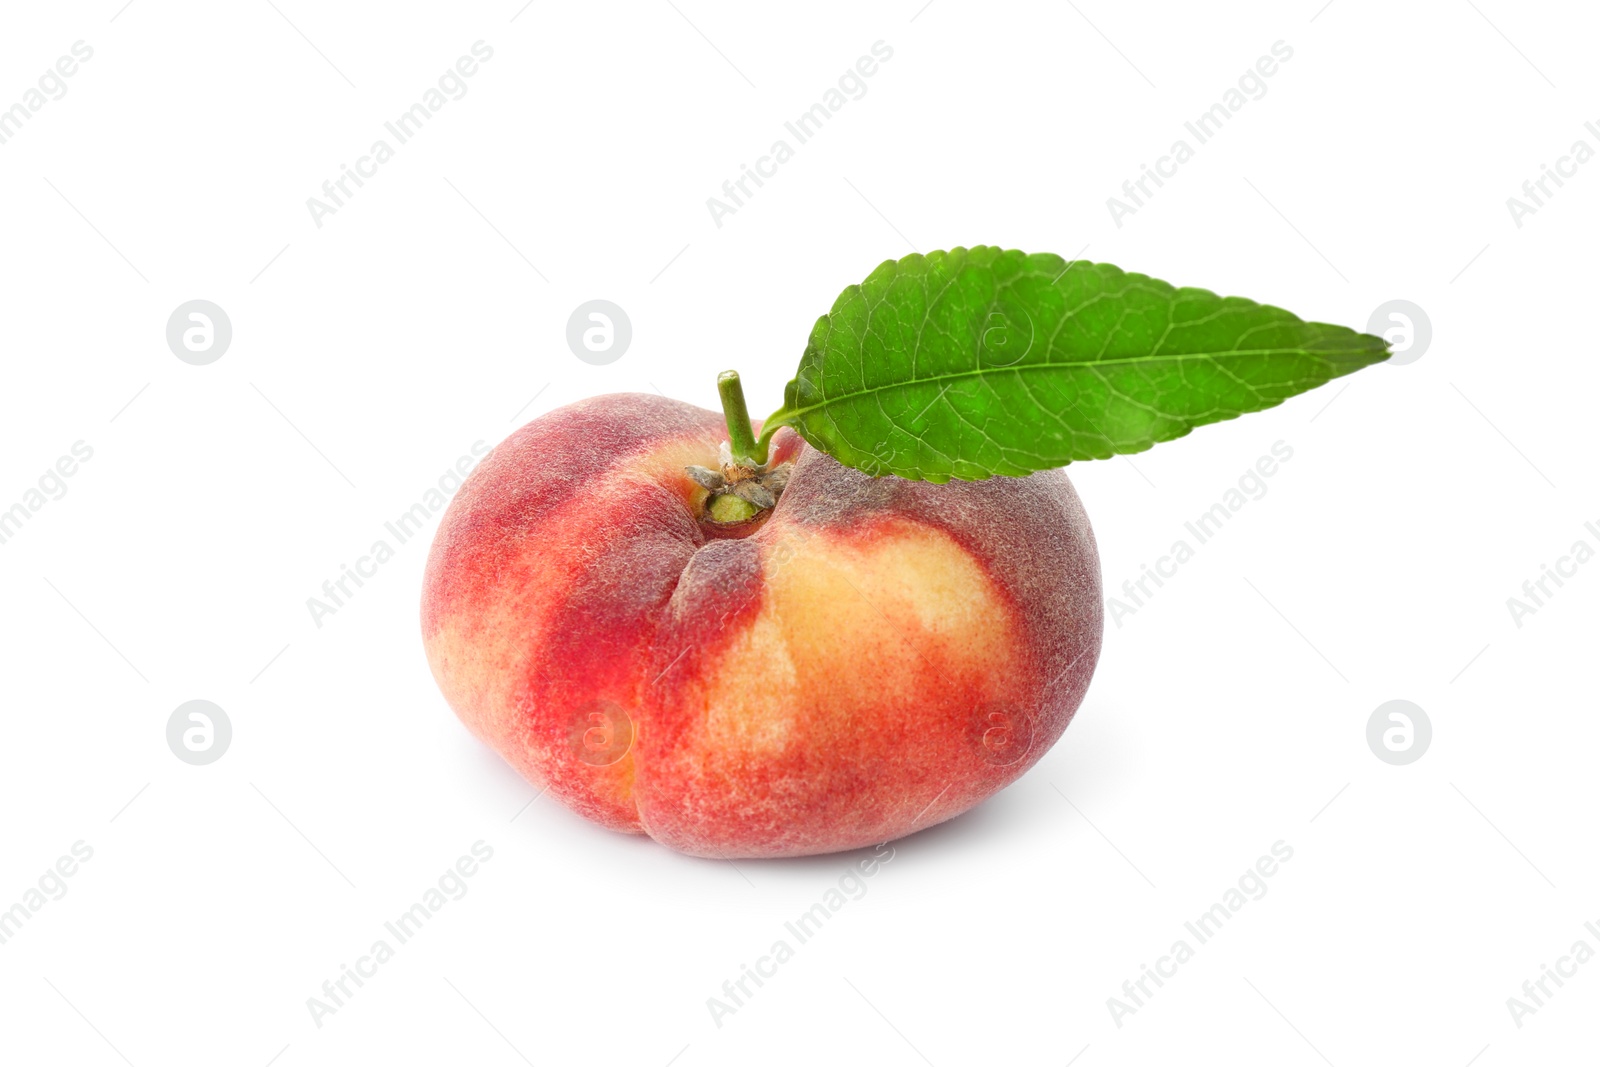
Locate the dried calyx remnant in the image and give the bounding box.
[688,370,793,525]
[688,445,792,524]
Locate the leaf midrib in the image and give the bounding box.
[780,343,1375,424]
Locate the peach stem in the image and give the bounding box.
[717,370,761,465]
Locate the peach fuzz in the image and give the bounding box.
[422,392,1102,858]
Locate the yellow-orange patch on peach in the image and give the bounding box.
[687,518,1019,760]
[425,576,550,750]
[620,436,723,511]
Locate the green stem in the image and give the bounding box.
[717,371,761,464]
[753,412,793,462]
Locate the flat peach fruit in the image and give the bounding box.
[422,392,1102,858]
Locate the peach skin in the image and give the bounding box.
[422,392,1102,858]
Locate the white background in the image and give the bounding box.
[1,1,1595,1064]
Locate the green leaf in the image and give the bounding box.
[761,247,1390,482]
